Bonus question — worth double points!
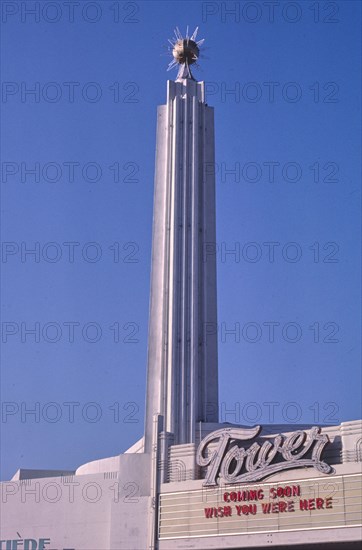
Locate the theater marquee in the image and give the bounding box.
[158,473,362,540]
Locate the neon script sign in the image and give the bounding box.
[196,426,334,486]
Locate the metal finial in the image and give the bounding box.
[167,27,204,81]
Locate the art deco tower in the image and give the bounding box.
[144,29,218,452]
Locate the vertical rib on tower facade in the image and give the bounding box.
[145,78,218,452]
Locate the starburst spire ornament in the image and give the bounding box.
[167,26,205,81]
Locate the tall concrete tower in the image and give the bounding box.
[144,28,218,453]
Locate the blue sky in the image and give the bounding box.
[1,0,361,481]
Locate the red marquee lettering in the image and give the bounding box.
[293,485,301,497]
[270,485,301,499]
[316,498,324,509]
[204,507,214,518]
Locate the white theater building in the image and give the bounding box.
[1,30,361,550]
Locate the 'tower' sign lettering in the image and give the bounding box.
[196,426,334,486]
